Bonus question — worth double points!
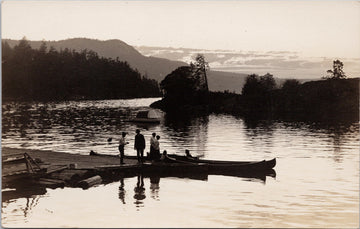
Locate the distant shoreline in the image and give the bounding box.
[2,95,162,103]
[151,78,359,122]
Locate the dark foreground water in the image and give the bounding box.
[1,98,359,228]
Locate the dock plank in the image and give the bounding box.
[1,147,140,169]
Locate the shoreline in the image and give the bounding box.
[2,96,162,104]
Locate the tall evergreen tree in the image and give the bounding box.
[326,60,346,79]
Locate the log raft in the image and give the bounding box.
[1,148,204,189]
[2,147,141,189]
[2,147,275,189]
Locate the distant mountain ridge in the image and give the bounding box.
[3,38,249,93]
[3,38,185,82]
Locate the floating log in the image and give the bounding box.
[49,169,91,184]
[37,178,65,188]
[78,175,102,189]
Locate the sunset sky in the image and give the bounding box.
[2,0,360,57]
[1,0,360,78]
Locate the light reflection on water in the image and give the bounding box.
[1,98,359,228]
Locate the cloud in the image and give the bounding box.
[136,46,360,79]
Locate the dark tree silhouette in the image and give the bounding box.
[260,73,276,92]
[2,39,161,101]
[241,73,276,113]
[190,54,209,91]
[241,74,260,96]
[325,60,346,79]
[160,66,195,107]
[158,54,210,109]
[276,79,302,114]
[152,56,358,121]
[281,79,300,91]
[242,73,275,96]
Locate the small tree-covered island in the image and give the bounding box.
[151,55,359,121]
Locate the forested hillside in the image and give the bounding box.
[2,39,161,101]
[3,38,186,82]
[3,38,251,93]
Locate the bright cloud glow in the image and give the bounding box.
[2,0,360,59]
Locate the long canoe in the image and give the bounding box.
[166,154,276,171]
[90,151,276,172]
[141,161,208,173]
[206,159,276,173]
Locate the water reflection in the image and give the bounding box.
[2,101,130,141]
[118,178,126,204]
[240,114,359,163]
[2,186,47,203]
[133,122,159,131]
[163,113,209,156]
[311,121,360,163]
[149,176,160,201]
[3,99,358,160]
[133,175,146,208]
[2,186,47,219]
[242,117,276,148]
[287,120,360,163]
[242,116,275,130]
[114,172,270,207]
[2,99,359,228]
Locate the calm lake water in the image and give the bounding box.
[1,98,359,228]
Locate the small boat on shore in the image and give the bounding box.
[130,110,161,123]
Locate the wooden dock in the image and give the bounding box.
[2,147,275,190]
[1,147,209,189]
[2,147,133,169]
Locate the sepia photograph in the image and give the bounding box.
[1,0,359,228]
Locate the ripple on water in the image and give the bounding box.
[1,98,359,228]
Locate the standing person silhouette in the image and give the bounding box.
[134,129,145,163]
[149,132,156,160]
[134,174,146,207]
[119,132,129,165]
[154,135,161,160]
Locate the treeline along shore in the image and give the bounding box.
[151,59,359,122]
[2,38,358,122]
[2,39,161,101]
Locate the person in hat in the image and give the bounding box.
[134,129,145,163]
[119,132,129,164]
